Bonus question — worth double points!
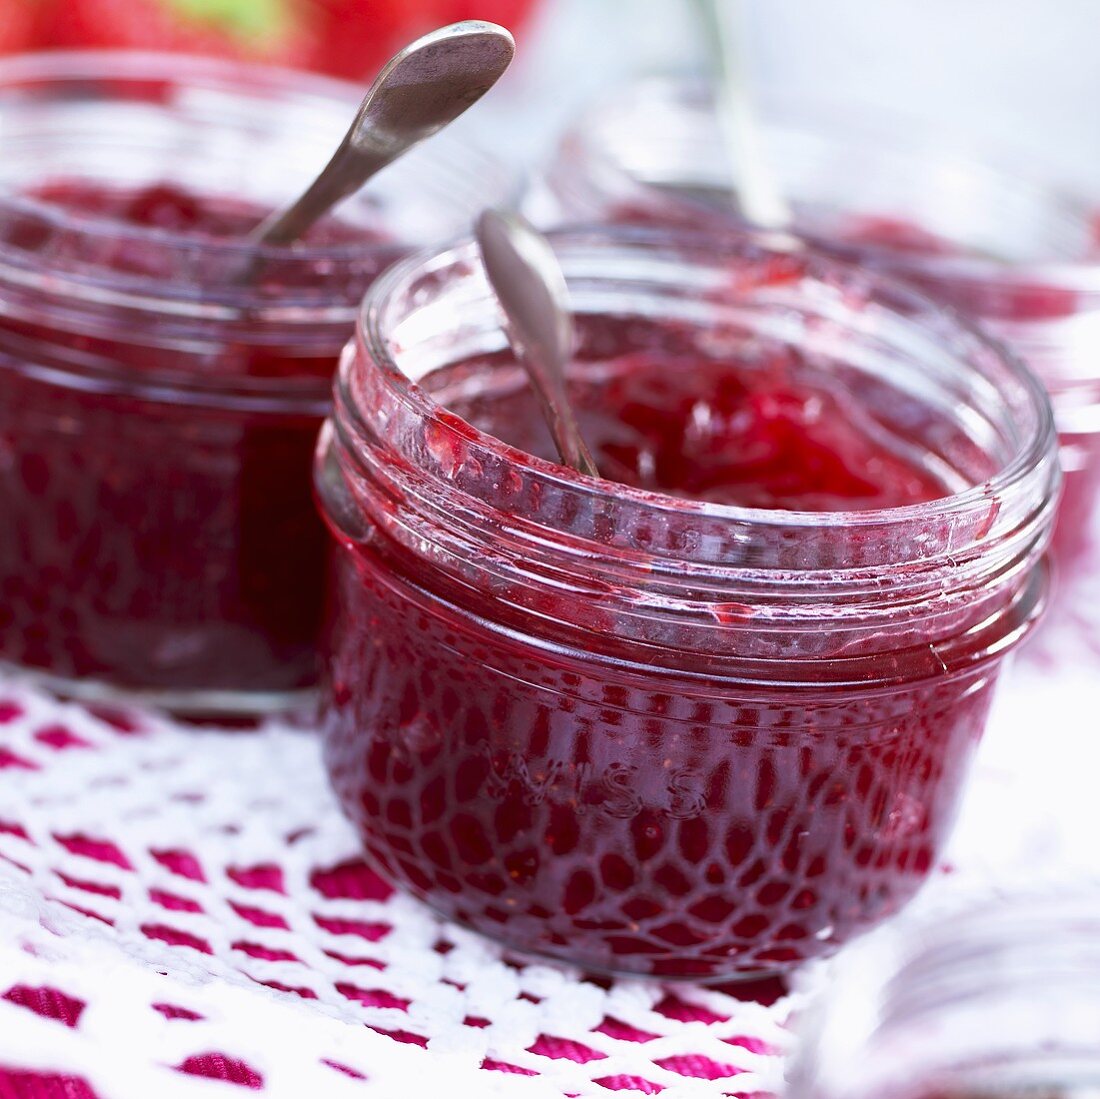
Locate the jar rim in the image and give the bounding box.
[329,225,1058,671]
[0,46,517,326]
[0,47,517,404]
[354,223,1057,533]
[558,75,1100,298]
[0,49,387,263]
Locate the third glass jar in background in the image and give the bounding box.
[316,226,1059,980]
[542,77,1100,581]
[0,50,515,714]
[788,890,1100,1099]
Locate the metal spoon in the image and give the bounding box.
[692,0,791,229]
[247,20,515,250]
[475,210,600,479]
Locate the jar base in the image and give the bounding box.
[394,881,809,987]
[0,661,318,722]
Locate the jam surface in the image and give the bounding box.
[0,180,392,700]
[27,179,381,247]
[430,349,945,510]
[322,334,995,980]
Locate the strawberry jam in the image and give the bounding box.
[0,178,393,704]
[0,50,515,712]
[433,349,945,511]
[318,229,1059,979]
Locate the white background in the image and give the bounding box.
[491,0,1100,190]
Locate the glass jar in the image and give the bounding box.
[788,890,1100,1099]
[0,50,515,715]
[316,226,1059,980]
[543,77,1100,580]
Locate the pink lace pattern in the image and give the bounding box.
[0,685,793,1099]
[0,529,1095,1098]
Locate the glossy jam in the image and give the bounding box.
[30,179,363,242]
[433,349,944,510]
[322,321,1020,979]
[608,198,1099,575]
[0,180,394,699]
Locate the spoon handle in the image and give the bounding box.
[251,140,385,248]
[475,210,600,479]
[247,20,515,250]
[534,364,601,480]
[693,0,790,229]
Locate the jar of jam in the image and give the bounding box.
[0,50,514,714]
[542,77,1100,582]
[789,890,1100,1099]
[316,226,1059,980]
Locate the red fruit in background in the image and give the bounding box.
[432,0,539,31]
[33,0,315,67]
[15,0,540,82]
[297,0,431,81]
[299,0,540,81]
[0,0,38,52]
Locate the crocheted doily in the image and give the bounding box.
[0,560,1096,1099]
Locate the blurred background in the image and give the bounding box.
[515,0,1100,187]
[5,0,1096,186]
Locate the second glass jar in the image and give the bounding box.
[0,50,514,713]
[789,890,1100,1099]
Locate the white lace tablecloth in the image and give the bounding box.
[0,561,1097,1099]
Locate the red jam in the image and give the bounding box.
[432,348,944,510]
[612,198,1099,576]
[319,254,1048,981]
[326,564,991,977]
[0,180,396,701]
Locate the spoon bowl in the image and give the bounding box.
[249,20,515,250]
